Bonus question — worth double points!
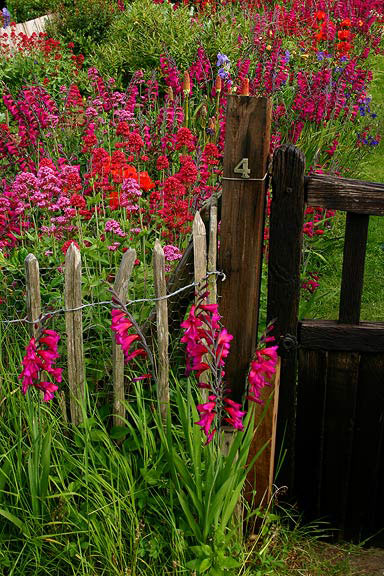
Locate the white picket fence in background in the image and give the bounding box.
[1,13,53,47]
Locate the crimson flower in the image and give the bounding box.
[111,309,147,364]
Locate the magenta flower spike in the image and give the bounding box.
[111,308,147,364]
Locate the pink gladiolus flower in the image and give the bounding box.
[19,329,62,402]
[111,309,147,364]
[224,398,246,430]
[195,395,217,442]
[247,346,278,404]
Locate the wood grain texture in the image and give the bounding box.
[65,244,85,426]
[305,174,384,214]
[207,196,218,305]
[295,350,328,519]
[193,211,207,302]
[219,95,272,402]
[299,320,384,352]
[246,358,281,507]
[267,144,306,492]
[25,253,41,339]
[112,248,136,427]
[345,353,384,541]
[153,240,169,423]
[320,351,360,537]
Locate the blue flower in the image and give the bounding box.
[216,53,230,68]
[2,7,11,28]
[316,51,325,61]
[284,50,291,63]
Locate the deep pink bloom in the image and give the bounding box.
[224,398,246,430]
[111,309,146,364]
[247,346,278,404]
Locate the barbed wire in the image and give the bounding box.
[0,270,226,327]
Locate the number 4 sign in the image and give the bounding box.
[233,158,251,179]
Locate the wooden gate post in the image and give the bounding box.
[219,96,272,402]
[267,145,306,493]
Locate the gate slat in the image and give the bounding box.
[339,212,369,324]
[346,353,384,541]
[321,352,360,535]
[296,349,328,518]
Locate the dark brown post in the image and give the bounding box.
[267,145,306,492]
[219,95,272,402]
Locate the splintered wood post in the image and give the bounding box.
[218,96,272,403]
[112,248,136,427]
[25,254,41,339]
[245,358,281,507]
[193,211,207,302]
[65,244,85,426]
[153,240,169,423]
[207,196,218,305]
[267,144,306,492]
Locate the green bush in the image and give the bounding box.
[6,0,57,22]
[46,0,119,55]
[95,0,200,82]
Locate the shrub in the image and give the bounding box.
[5,0,57,22]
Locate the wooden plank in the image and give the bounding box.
[339,212,369,324]
[267,144,306,491]
[112,248,136,427]
[207,196,218,305]
[153,240,169,423]
[219,95,272,401]
[193,211,207,301]
[65,244,85,426]
[305,175,384,214]
[295,350,328,519]
[246,357,281,506]
[299,320,384,352]
[320,352,360,537]
[345,353,384,541]
[25,253,41,339]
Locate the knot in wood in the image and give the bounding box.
[280,333,298,353]
[286,187,293,195]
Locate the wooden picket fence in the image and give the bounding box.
[1,14,53,48]
[23,208,218,426]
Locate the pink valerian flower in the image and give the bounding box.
[247,345,279,405]
[19,329,62,402]
[111,309,147,364]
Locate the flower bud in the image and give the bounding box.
[215,75,222,93]
[183,71,191,95]
[239,77,249,96]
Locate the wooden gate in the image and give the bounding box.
[267,145,384,541]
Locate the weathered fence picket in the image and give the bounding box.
[112,248,136,427]
[25,253,41,339]
[193,211,207,301]
[207,196,218,305]
[153,240,169,423]
[65,244,85,426]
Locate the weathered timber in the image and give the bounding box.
[345,353,384,541]
[207,196,218,305]
[267,144,306,492]
[299,320,384,352]
[112,248,136,427]
[25,253,41,339]
[320,351,360,537]
[153,240,169,423]
[246,357,281,507]
[295,349,328,518]
[219,95,272,402]
[339,212,369,324]
[193,211,207,301]
[65,244,85,426]
[305,174,384,214]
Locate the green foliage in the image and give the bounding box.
[95,0,199,81]
[46,0,119,55]
[6,0,57,22]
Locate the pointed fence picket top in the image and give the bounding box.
[25,253,41,339]
[207,196,218,305]
[65,243,85,426]
[193,211,207,302]
[112,248,136,428]
[153,240,169,423]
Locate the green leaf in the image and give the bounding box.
[0,509,29,537]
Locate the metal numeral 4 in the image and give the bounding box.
[233,158,251,179]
